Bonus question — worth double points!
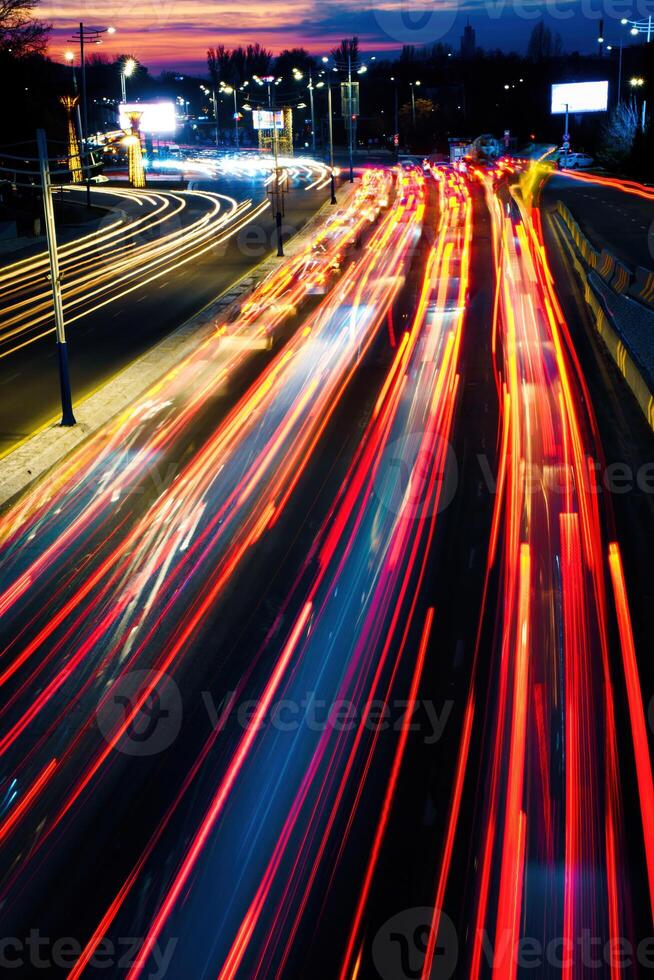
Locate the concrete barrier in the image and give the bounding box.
[553,209,654,435]
[629,266,654,308]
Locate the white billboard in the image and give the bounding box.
[119,102,177,134]
[252,109,284,130]
[551,81,609,114]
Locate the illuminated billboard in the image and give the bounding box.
[551,81,609,114]
[252,109,284,130]
[119,102,177,134]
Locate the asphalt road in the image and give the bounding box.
[1,165,654,979]
[542,171,654,269]
[0,174,331,456]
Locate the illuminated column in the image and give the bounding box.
[281,107,293,157]
[60,95,83,183]
[125,111,146,189]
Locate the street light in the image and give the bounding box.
[120,57,136,103]
[410,80,421,127]
[622,16,653,41]
[220,83,239,148]
[68,23,116,207]
[629,77,647,131]
[68,23,116,143]
[293,67,317,153]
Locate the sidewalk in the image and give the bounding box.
[0,181,358,509]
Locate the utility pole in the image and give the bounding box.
[212,87,219,146]
[308,70,316,153]
[392,76,399,161]
[347,52,354,182]
[267,79,284,256]
[327,81,336,204]
[37,130,76,426]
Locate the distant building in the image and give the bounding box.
[460,20,476,59]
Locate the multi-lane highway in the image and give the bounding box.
[0,159,653,979]
[0,160,332,455]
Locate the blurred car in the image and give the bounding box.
[556,150,594,170]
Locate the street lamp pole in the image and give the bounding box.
[212,88,219,145]
[70,23,115,208]
[347,52,354,182]
[308,70,316,153]
[233,89,239,149]
[327,80,336,203]
[266,78,284,256]
[36,129,76,427]
[392,77,399,159]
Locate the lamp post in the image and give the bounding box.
[630,77,647,130]
[263,75,284,256]
[607,38,624,104]
[622,15,653,42]
[410,80,421,127]
[220,84,239,148]
[201,84,220,146]
[36,129,76,426]
[120,57,136,103]
[390,75,399,159]
[68,23,116,208]
[322,57,337,203]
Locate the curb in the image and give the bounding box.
[0,182,354,510]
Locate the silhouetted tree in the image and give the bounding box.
[527,20,562,61]
[0,0,48,55]
[331,36,360,69]
[275,47,316,78]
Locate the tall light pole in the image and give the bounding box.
[221,84,239,148]
[64,50,84,140]
[630,77,647,130]
[120,57,136,103]
[69,23,116,208]
[391,75,399,159]
[308,71,316,153]
[37,130,76,426]
[622,15,653,42]
[322,57,337,203]
[410,80,421,127]
[201,84,220,146]
[263,76,284,256]
[607,39,624,104]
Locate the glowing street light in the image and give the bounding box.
[220,82,240,148]
[410,80,421,126]
[622,15,652,41]
[120,57,137,103]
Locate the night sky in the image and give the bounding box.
[43,0,628,73]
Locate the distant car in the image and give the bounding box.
[558,150,593,170]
